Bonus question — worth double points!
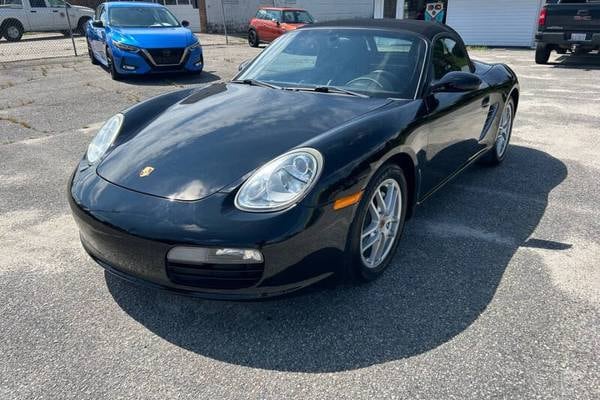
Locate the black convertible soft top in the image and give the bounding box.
[304,19,459,40]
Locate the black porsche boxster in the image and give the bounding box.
[69,20,519,299]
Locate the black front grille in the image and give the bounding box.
[166,261,264,290]
[147,48,184,65]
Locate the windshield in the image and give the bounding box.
[237,29,427,99]
[109,7,180,28]
[282,10,314,24]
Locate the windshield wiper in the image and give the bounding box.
[230,79,282,90]
[284,85,369,98]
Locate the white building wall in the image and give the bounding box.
[167,3,202,32]
[446,0,545,47]
[205,0,374,32]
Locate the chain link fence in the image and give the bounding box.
[1,0,89,63]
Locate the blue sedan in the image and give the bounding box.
[85,2,203,79]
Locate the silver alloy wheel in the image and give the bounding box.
[6,26,20,39]
[495,101,513,158]
[360,178,402,269]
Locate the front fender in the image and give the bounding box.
[300,100,426,210]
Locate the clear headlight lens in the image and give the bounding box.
[113,41,139,52]
[188,41,201,50]
[86,113,123,164]
[235,148,323,212]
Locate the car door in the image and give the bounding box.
[262,9,282,41]
[46,0,69,30]
[253,9,266,39]
[89,4,107,63]
[26,0,54,30]
[421,35,490,195]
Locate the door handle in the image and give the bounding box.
[481,96,490,108]
[30,10,37,12]
[52,10,59,12]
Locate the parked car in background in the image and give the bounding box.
[535,0,600,64]
[85,2,203,80]
[0,0,93,42]
[248,6,314,47]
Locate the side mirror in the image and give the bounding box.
[272,18,280,25]
[430,71,482,93]
[181,20,190,28]
[238,59,250,71]
[91,20,103,28]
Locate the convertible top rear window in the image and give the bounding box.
[237,29,427,99]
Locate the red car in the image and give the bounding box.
[248,7,314,47]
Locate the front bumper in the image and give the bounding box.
[111,45,203,75]
[536,31,600,47]
[69,164,354,299]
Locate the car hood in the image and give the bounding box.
[281,23,304,30]
[110,27,193,48]
[97,83,390,201]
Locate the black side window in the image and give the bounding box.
[95,5,103,20]
[266,10,281,21]
[432,37,471,81]
[29,0,46,8]
[100,7,107,24]
[256,10,267,20]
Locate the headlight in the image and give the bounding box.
[235,148,323,212]
[188,41,201,50]
[113,41,138,52]
[86,113,123,164]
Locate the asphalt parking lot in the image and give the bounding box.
[1,41,599,399]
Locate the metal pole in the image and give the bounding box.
[219,0,228,45]
[64,2,78,56]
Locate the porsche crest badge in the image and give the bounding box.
[139,166,155,177]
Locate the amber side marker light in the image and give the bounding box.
[333,191,364,211]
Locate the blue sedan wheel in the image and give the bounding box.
[106,48,122,81]
[87,39,99,65]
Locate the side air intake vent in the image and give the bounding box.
[480,103,499,140]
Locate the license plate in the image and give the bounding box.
[571,33,587,41]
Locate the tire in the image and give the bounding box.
[2,21,23,42]
[535,43,551,64]
[479,98,515,166]
[346,164,408,282]
[76,18,90,36]
[87,39,99,65]
[106,48,122,81]
[248,29,259,47]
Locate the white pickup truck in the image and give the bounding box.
[0,0,94,42]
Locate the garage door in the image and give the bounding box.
[289,0,374,21]
[446,0,544,47]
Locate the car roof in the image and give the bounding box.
[105,2,164,8]
[305,19,459,41]
[259,7,307,11]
